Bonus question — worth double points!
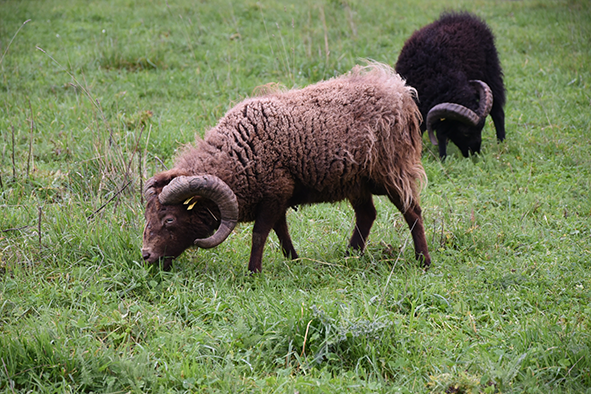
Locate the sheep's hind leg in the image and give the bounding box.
[388,194,431,269]
[273,211,298,259]
[348,196,377,253]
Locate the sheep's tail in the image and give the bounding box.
[349,61,427,212]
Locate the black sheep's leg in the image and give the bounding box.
[273,211,298,259]
[490,103,506,142]
[438,135,448,159]
[348,196,377,252]
[388,193,431,269]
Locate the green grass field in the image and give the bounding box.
[1,0,590,392]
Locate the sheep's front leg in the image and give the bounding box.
[273,211,298,259]
[248,202,288,273]
[438,136,448,158]
[348,196,377,252]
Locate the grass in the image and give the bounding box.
[1,0,590,392]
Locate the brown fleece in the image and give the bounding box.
[176,62,425,219]
[144,61,431,272]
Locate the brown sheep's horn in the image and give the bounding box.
[159,175,239,249]
[470,80,494,119]
[143,177,158,200]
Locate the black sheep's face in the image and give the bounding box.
[141,195,220,270]
[439,119,484,157]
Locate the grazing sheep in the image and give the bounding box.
[142,62,431,273]
[395,11,506,158]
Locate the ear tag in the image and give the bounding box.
[183,196,198,210]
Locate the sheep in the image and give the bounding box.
[142,62,431,273]
[395,11,506,158]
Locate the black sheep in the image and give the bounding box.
[395,12,506,158]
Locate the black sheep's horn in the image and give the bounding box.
[159,175,239,249]
[425,80,494,146]
[470,80,494,119]
[426,103,480,145]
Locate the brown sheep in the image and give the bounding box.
[142,62,431,273]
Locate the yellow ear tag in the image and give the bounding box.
[184,196,198,210]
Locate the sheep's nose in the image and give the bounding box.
[142,250,151,261]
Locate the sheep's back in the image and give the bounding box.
[204,64,424,211]
[396,12,505,116]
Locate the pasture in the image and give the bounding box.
[1,0,590,392]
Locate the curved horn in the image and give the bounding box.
[143,177,158,200]
[160,175,239,249]
[469,80,493,119]
[425,80,494,146]
[426,103,480,145]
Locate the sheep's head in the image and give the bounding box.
[141,172,239,270]
[426,80,493,157]
[430,117,486,157]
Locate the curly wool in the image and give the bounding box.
[175,62,426,220]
